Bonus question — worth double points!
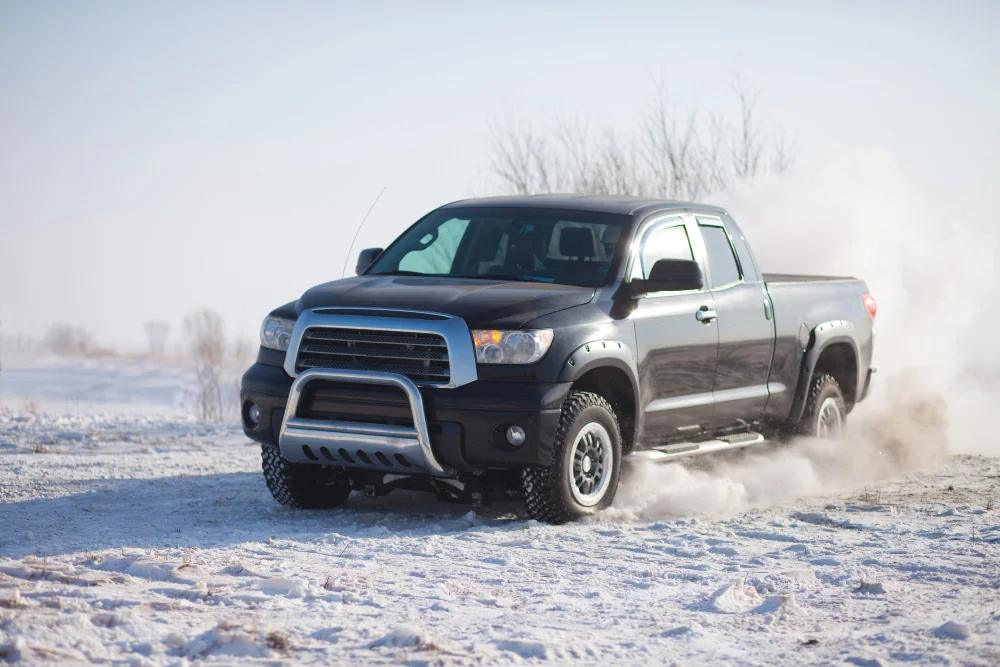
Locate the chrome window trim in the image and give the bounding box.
[630,214,688,280]
[695,215,745,291]
[282,307,478,388]
[627,214,708,299]
[637,287,704,299]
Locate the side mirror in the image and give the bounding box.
[632,259,703,294]
[356,247,384,275]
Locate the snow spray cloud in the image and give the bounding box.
[608,148,999,520]
[721,148,999,455]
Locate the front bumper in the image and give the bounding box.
[240,362,568,474]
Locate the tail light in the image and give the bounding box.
[862,293,877,320]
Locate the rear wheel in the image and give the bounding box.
[522,391,622,524]
[798,374,846,439]
[260,445,352,509]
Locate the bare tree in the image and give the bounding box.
[488,119,556,195]
[642,83,715,199]
[729,76,765,181]
[44,324,95,357]
[143,320,170,358]
[770,127,794,175]
[184,309,226,422]
[229,336,255,366]
[488,77,792,198]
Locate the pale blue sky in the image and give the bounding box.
[1,1,997,346]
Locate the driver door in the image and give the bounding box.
[630,216,719,442]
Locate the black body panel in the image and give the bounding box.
[632,292,719,438]
[709,282,776,425]
[762,279,874,421]
[298,276,595,330]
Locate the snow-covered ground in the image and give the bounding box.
[0,360,193,417]
[0,357,243,419]
[1,365,999,665]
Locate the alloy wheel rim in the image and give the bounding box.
[817,398,844,439]
[570,422,613,506]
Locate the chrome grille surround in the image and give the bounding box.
[296,327,450,383]
[282,308,478,389]
[277,308,477,476]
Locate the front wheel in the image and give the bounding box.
[522,391,622,524]
[261,445,352,509]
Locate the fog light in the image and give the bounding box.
[506,425,526,447]
[248,403,260,427]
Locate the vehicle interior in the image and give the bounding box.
[368,212,629,288]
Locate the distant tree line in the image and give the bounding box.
[10,312,255,422]
[488,77,791,199]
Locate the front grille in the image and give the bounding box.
[295,327,450,384]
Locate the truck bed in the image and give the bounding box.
[762,273,857,284]
[760,273,872,421]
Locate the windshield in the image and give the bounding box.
[365,207,630,288]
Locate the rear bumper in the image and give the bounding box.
[859,367,877,402]
[240,363,568,473]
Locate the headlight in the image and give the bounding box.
[260,316,296,351]
[471,329,553,365]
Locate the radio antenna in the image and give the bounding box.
[341,186,387,278]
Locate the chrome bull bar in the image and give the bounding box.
[278,368,448,476]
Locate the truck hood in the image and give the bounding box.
[296,276,596,329]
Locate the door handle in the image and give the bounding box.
[696,307,717,323]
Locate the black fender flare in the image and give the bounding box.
[556,340,641,449]
[786,320,862,426]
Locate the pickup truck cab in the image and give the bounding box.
[241,195,876,523]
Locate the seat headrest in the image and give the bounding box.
[560,227,596,257]
[602,225,623,244]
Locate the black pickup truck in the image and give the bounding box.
[241,195,876,523]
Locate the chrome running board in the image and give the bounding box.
[628,432,765,463]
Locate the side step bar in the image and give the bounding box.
[627,432,765,463]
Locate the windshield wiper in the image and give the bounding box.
[454,273,546,283]
[368,270,429,277]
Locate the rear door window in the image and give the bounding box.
[697,222,742,288]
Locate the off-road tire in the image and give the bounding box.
[798,374,846,438]
[261,445,352,509]
[522,391,622,524]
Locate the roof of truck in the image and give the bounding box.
[440,194,728,217]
